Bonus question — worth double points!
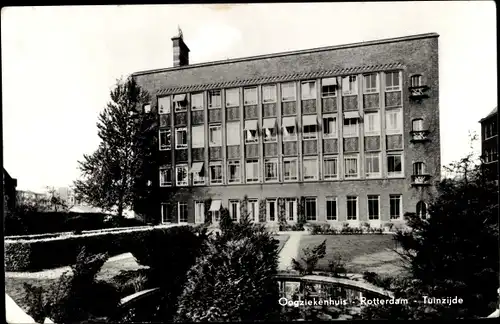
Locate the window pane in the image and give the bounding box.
[158,96,171,114]
[192,126,204,148]
[326,198,336,220]
[209,90,221,107]
[262,85,276,103]
[244,87,257,105]
[226,88,239,107]
[226,122,241,146]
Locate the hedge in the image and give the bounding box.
[5,225,191,272]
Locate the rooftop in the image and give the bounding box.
[479,106,498,123]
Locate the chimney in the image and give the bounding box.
[172,27,190,67]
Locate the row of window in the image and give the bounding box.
[161,194,418,224]
[157,153,421,186]
[158,110,416,150]
[156,72,404,114]
[484,119,498,139]
[483,147,498,163]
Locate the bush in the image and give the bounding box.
[292,240,327,275]
[327,254,348,277]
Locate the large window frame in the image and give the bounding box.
[178,202,188,223]
[326,197,337,221]
[385,71,401,92]
[281,82,297,102]
[283,158,298,182]
[161,203,172,223]
[323,116,337,139]
[344,155,359,179]
[285,198,297,222]
[175,165,189,187]
[194,201,205,224]
[209,163,223,185]
[363,73,379,94]
[323,156,338,180]
[346,196,358,221]
[303,157,318,181]
[262,85,277,103]
[159,166,172,187]
[227,160,241,184]
[208,89,222,109]
[343,118,359,137]
[365,153,381,178]
[229,200,241,222]
[367,195,380,220]
[342,75,358,95]
[264,159,279,182]
[266,199,278,222]
[364,112,380,135]
[301,81,316,100]
[390,195,402,220]
[244,87,258,105]
[387,153,404,177]
[159,129,171,151]
[385,108,403,134]
[225,88,240,107]
[209,125,222,147]
[246,159,260,183]
[158,96,171,114]
[191,92,204,111]
[175,127,188,149]
[321,78,337,98]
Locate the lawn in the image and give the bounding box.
[273,234,290,253]
[297,234,406,276]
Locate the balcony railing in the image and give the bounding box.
[409,85,430,100]
[411,174,432,186]
[410,130,430,143]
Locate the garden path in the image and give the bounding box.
[277,231,306,271]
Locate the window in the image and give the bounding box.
[412,119,424,131]
[176,165,188,186]
[161,203,172,223]
[283,159,298,181]
[245,129,259,143]
[326,197,337,221]
[159,166,172,187]
[364,112,380,135]
[175,128,187,149]
[191,92,204,110]
[323,157,338,180]
[390,195,402,219]
[388,154,403,177]
[262,85,276,103]
[178,202,188,223]
[363,74,378,93]
[192,125,205,149]
[342,75,358,95]
[195,201,205,224]
[263,120,277,142]
[305,197,317,221]
[323,116,337,138]
[210,200,222,222]
[410,75,422,87]
[343,118,358,137]
[225,88,239,107]
[158,96,171,114]
[143,104,151,113]
[248,199,258,222]
[227,160,241,183]
[365,153,381,178]
[368,195,379,220]
[265,159,278,182]
[229,200,240,221]
[208,90,221,108]
[244,87,258,105]
[385,72,401,91]
[413,162,426,175]
[485,120,498,139]
[386,109,402,134]
[159,129,171,150]
[192,169,205,186]
[416,201,427,220]
[285,198,297,222]
[173,94,187,112]
[303,158,318,180]
[303,125,318,140]
[344,156,359,178]
[347,196,358,220]
[281,82,296,102]
[301,81,316,100]
[283,125,297,141]
[267,199,277,222]
[210,163,223,184]
[321,78,337,97]
[209,125,222,147]
[246,159,259,183]
[226,122,241,146]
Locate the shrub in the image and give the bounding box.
[327,254,348,277]
[292,240,326,275]
[310,224,322,235]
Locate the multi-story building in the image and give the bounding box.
[479,107,498,181]
[132,31,440,227]
[3,168,18,212]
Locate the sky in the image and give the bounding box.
[1,2,497,192]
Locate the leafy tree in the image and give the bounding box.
[291,240,326,275]
[73,77,157,218]
[45,187,68,212]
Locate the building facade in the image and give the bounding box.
[3,168,18,212]
[132,32,440,227]
[479,107,498,181]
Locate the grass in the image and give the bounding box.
[297,235,405,275]
[273,234,290,253]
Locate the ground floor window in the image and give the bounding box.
[326,197,337,221]
[178,202,188,223]
[416,200,427,219]
[229,200,240,221]
[248,199,258,222]
[285,198,297,222]
[195,201,205,224]
[161,203,172,223]
[267,199,278,222]
[367,195,379,220]
[347,196,357,220]
[390,195,402,219]
[209,200,222,222]
[305,197,317,221]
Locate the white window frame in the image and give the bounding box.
[175,165,189,187]
[285,198,297,222]
[264,159,279,182]
[192,170,205,186]
[191,92,204,111]
[363,73,379,94]
[321,78,337,98]
[175,127,188,149]
[161,203,171,223]
[209,163,223,185]
[209,125,222,147]
[367,195,380,220]
[342,75,358,95]
[344,155,359,179]
[326,197,337,221]
[227,160,241,184]
[173,94,188,112]
[283,158,298,182]
[248,199,258,222]
[346,196,358,221]
[191,125,205,149]
[244,87,258,105]
[208,89,222,109]
[390,195,402,220]
[158,96,171,114]
[245,129,259,144]
[413,162,426,175]
[385,71,401,92]
[303,157,318,181]
[387,153,404,177]
[365,153,381,178]
[343,118,359,137]
[159,129,171,151]
[266,199,278,222]
[194,201,205,224]
[246,159,260,183]
[281,82,297,102]
[385,109,403,135]
[262,85,277,103]
[304,197,317,221]
[410,75,422,87]
[416,201,428,220]
[283,125,297,141]
[323,156,338,180]
[178,202,188,223]
[225,88,240,107]
[323,116,337,139]
[226,122,241,146]
[412,118,424,131]
[229,200,241,222]
[364,112,380,136]
[264,126,277,143]
[159,166,172,187]
[301,81,316,100]
[303,124,318,140]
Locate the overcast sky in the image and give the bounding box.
[2,2,497,191]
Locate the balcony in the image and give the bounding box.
[411,174,432,186]
[408,85,430,100]
[410,130,430,143]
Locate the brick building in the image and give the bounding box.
[132,32,440,227]
[479,107,498,182]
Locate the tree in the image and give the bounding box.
[73,77,157,218]
[46,187,68,212]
